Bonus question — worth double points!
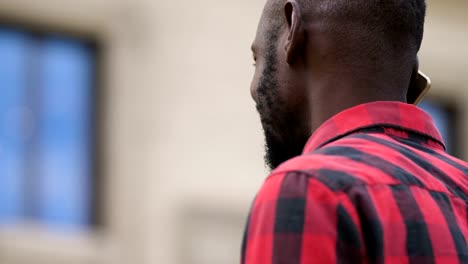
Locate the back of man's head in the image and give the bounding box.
[267,0,427,64]
[251,0,428,169]
[316,0,425,62]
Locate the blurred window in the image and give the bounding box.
[0,27,97,230]
[419,98,458,156]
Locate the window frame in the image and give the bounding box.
[0,19,103,229]
[0,13,108,264]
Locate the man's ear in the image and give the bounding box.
[284,0,305,65]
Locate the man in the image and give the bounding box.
[242,0,468,263]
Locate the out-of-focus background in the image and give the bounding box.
[0,0,465,263]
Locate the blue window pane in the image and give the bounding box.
[0,28,96,231]
[419,100,452,153]
[36,38,94,229]
[0,30,29,222]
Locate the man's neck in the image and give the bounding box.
[307,76,407,134]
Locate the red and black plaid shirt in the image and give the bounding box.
[242,101,468,264]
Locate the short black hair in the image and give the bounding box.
[268,0,426,58]
[306,0,426,52]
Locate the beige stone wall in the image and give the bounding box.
[0,0,465,264]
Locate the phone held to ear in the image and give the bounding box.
[408,71,431,105]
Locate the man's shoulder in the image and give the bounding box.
[268,143,398,193]
[273,133,385,175]
[268,153,369,194]
[273,151,348,173]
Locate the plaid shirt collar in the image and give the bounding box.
[303,101,446,153]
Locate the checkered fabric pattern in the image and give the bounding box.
[242,102,468,264]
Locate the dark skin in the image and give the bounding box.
[251,0,421,170]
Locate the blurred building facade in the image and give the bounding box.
[0,0,466,264]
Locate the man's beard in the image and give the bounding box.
[264,133,292,170]
[255,58,309,170]
[259,107,310,171]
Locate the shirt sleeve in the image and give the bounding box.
[241,171,365,264]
